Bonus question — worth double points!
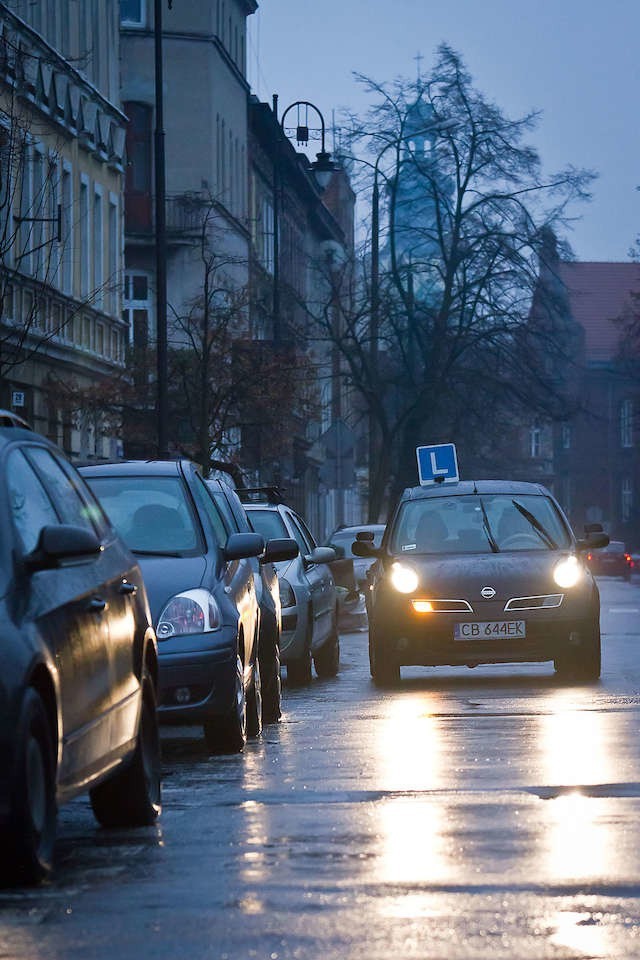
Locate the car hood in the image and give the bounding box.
[135,554,208,619]
[388,550,580,603]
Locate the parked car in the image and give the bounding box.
[586,540,633,580]
[239,489,340,684]
[205,477,298,723]
[79,460,265,754]
[354,479,609,685]
[328,523,386,594]
[0,419,161,887]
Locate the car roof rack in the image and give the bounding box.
[237,486,286,505]
[0,409,33,430]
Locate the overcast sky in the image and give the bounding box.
[248,0,639,263]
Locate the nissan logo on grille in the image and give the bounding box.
[481,586,496,599]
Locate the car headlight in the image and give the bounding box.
[279,577,296,609]
[390,562,419,594]
[157,588,222,639]
[553,556,582,588]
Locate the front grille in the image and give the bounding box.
[504,594,564,611]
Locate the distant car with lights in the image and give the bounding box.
[79,460,266,754]
[585,540,633,581]
[353,479,609,685]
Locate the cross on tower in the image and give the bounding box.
[413,51,424,80]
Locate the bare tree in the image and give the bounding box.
[306,45,595,519]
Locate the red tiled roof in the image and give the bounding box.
[558,261,640,363]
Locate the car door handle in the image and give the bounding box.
[85,597,107,613]
[119,581,137,596]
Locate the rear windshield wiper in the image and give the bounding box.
[476,494,500,553]
[511,500,558,550]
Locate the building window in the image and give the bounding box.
[93,189,103,307]
[123,271,152,345]
[561,423,571,450]
[60,166,72,294]
[79,179,89,298]
[108,197,118,316]
[120,0,145,26]
[124,102,153,232]
[622,477,633,523]
[620,399,633,448]
[259,198,274,274]
[529,424,541,459]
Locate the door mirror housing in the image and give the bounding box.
[352,539,380,558]
[304,546,338,566]
[261,537,299,564]
[223,532,264,561]
[25,524,102,571]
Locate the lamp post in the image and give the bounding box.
[154,0,171,457]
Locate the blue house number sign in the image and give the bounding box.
[416,443,460,486]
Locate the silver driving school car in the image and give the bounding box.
[354,479,609,685]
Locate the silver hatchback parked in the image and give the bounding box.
[241,489,340,684]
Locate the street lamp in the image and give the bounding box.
[280,101,336,190]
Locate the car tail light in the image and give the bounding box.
[586,553,593,561]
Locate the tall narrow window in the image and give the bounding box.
[60,166,72,294]
[79,179,89,298]
[622,477,633,523]
[93,188,103,307]
[124,101,153,232]
[620,399,633,448]
[121,0,145,26]
[108,196,118,316]
[529,424,541,459]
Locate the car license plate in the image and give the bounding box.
[454,620,526,640]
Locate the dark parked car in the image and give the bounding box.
[80,460,265,754]
[354,480,609,685]
[586,540,633,580]
[205,477,298,723]
[0,421,161,886]
[240,489,340,685]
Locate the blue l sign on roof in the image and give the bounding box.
[416,443,460,486]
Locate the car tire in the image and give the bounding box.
[313,615,340,679]
[0,689,57,887]
[259,630,282,724]
[203,654,247,754]
[554,622,601,682]
[90,667,162,828]
[246,655,262,739]
[369,626,400,686]
[286,614,313,686]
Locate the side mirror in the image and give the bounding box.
[328,543,345,559]
[352,540,379,558]
[224,532,264,560]
[305,546,338,565]
[356,530,375,542]
[576,531,610,552]
[25,524,102,571]
[261,537,299,564]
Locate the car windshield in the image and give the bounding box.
[247,508,288,541]
[86,476,203,556]
[389,493,571,555]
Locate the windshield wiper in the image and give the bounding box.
[511,500,558,549]
[476,493,500,553]
[131,549,184,557]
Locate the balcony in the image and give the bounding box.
[125,192,207,240]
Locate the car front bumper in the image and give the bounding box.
[371,595,598,668]
[157,627,239,721]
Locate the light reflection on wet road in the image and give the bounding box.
[1,578,640,959]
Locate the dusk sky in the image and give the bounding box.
[248,1,639,263]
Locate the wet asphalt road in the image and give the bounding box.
[2,577,640,960]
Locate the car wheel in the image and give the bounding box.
[554,622,601,682]
[259,629,282,724]
[313,614,340,679]
[90,667,162,828]
[286,613,313,686]
[246,655,262,739]
[369,625,400,686]
[203,654,247,754]
[0,689,57,887]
